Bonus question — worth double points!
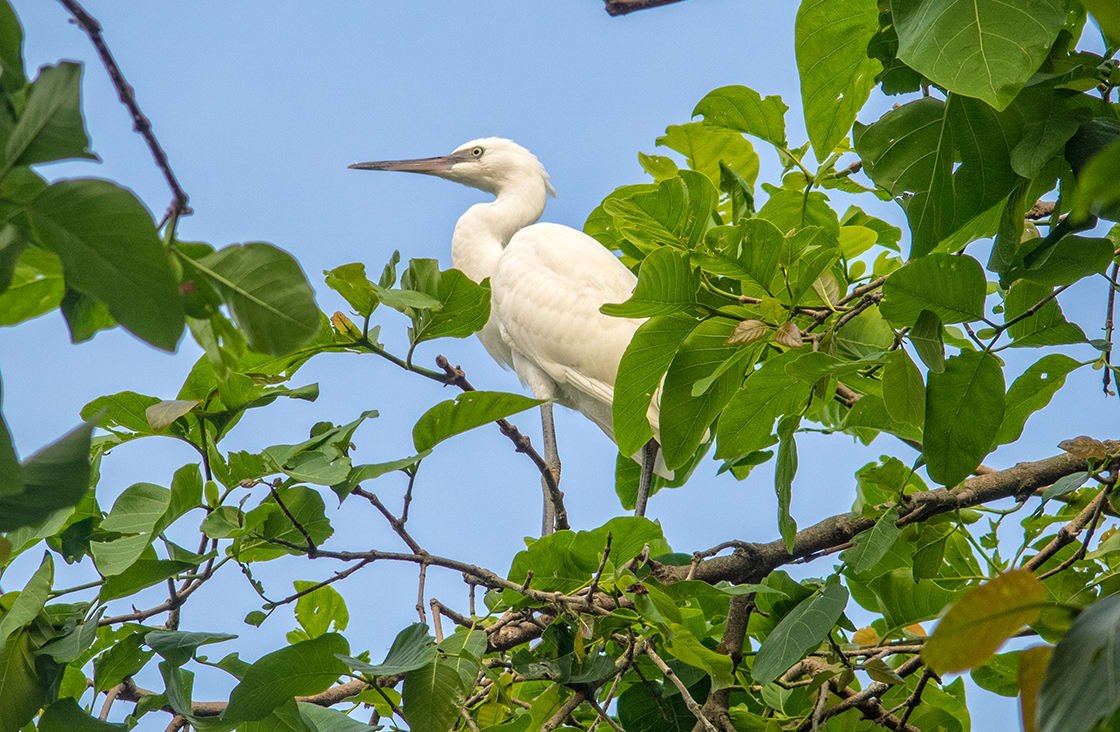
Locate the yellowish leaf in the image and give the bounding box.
[853,626,880,646]
[1018,645,1053,732]
[922,570,1046,674]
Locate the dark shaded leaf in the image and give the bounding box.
[924,351,1004,486]
[1038,593,1120,732]
[0,419,92,532]
[222,634,348,723]
[6,61,95,167]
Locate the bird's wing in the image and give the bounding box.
[492,222,641,413]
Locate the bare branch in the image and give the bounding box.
[55,0,190,222]
[263,558,374,610]
[436,354,570,531]
[604,0,687,15]
[647,643,718,732]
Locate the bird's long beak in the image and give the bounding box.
[348,152,466,174]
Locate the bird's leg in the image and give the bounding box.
[634,439,659,518]
[539,402,561,536]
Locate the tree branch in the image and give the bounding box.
[56,0,191,222]
[604,0,687,16]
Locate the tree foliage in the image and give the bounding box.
[2,1,1120,730]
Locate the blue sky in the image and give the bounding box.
[3,0,1114,726]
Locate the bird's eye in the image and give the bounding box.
[471,147,484,158]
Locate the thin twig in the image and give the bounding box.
[416,562,428,623]
[586,695,625,732]
[430,598,444,642]
[588,533,613,599]
[269,483,317,554]
[435,355,569,531]
[898,669,937,728]
[1023,479,1113,573]
[604,0,686,15]
[56,0,191,222]
[353,487,424,554]
[1105,262,1118,396]
[646,644,718,732]
[263,558,374,610]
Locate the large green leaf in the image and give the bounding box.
[0,552,50,653]
[1073,137,1120,221]
[752,580,849,684]
[145,630,237,667]
[401,259,490,344]
[5,61,95,168]
[223,634,348,723]
[880,253,986,325]
[38,698,126,732]
[692,85,788,148]
[402,656,469,732]
[194,242,320,356]
[655,123,759,189]
[337,623,435,676]
[996,354,1080,445]
[660,318,744,469]
[601,247,698,317]
[0,631,44,732]
[0,244,63,327]
[603,172,717,253]
[93,633,154,693]
[715,350,812,460]
[882,349,925,427]
[0,0,26,91]
[0,419,92,532]
[1038,593,1120,732]
[99,482,171,535]
[1004,281,1087,348]
[1020,236,1114,289]
[237,486,333,562]
[795,0,881,159]
[412,391,542,454]
[891,0,1068,110]
[29,179,183,350]
[0,375,18,493]
[842,506,903,574]
[924,350,1005,486]
[612,313,697,458]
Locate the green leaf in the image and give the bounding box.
[880,253,986,325]
[38,698,126,731]
[0,552,51,652]
[90,533,151,577]
[401,259,490,344]
[715,350,812,460]
[923,570,1045,674]
[971,651,1022,697]
[263,411,376,487]
[59,288,115,343]
[612,314,697,457]
[736,218,785,292]
[297,703,375,732]
[237,486,333,562]
[0,376,18,494]
[145,399,199,431]
[402,656,469,732]
[655,123,759,189]
[0,242,63,326]
[692,85,788,147]
[1038,592,1120,732]
[603,172,717,253]
[223,634,348,723]
[1004,281,1087,347]
[0,1,26,90]
[0,419,93,532]
[324,262,378,317]
[1011,103,1087,179]
[600,247,698,317]
[665,623,735,689]
[1039,471,1089,503]
[100,557,199,602]
[337,623,435,677]
[94,632,154,693]
[794,0,881,159]
[292,581,349,639]
[100,482,171,534]
[774,414,799,552]
[145,630,237,669]
[996,354,1080,445]
[412,391,542,454]
[752,580,849,684]
[0,631,44,732]
[5,61,95,167]
[842,506,902,573]
[882,349,925,427]
[1021,236,1114,288]
[29,179,183,350]
[891,0,1068,109]
[660,317,744,469]
[909,309,945,373]
[924,350,1005,486]
[194,242,320,356]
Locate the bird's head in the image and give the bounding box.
[349,137,557,197]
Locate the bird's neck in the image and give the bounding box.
[451,179,547,283]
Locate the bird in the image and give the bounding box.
[349,138,666,535]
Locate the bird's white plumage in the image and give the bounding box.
[352,137,666,477]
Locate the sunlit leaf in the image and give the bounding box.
[692,85,788,148]
[5,61,95,167]
[880,253,986,325]
[923,570,1045,674]
[412,391,542,454]
[600,247,698,317]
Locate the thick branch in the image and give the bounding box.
[651,447,1099,585]
[604,0,687,15]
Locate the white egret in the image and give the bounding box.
[350,138,666,534]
